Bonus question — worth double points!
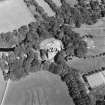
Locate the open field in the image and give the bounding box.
[2,71,74,105]
[73,18,105,55]
[0,0,35,33]
[68,16,105,73]
[70,56,105,73]
[1,0,105,104]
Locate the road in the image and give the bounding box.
[0,69,7,105]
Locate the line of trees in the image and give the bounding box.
[0,18,88,80]
[48,54,93,105]
[24,0,49,20]
[0,0,105,104]
[47,50,93,105]
[24,0,105,28]
[61,68,93,105]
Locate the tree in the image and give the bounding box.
[54,50,65,64]
[37,25,52,39]
[101,0,105,4]
[74,40,87,58]
[28,21,39,32]
[48,62,57,74]
[7,58,29,81]
[26,30,40,50]
[29,54,41,72]
[44,0,59,13]
[70,7,83,27]
[74,98,86,105]
[18,25,29,42]
[90,0,99,10]
[0,32,16,47]
[13,44,26,58]
[96,100,105,105]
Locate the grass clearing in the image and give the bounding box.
[0,0,35,33]
[2,71,75,105]
[70,18,105,74]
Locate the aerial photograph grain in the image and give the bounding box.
[0,0,105,105]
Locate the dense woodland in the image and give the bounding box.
[1,0,105,105]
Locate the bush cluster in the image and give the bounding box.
[0,17,88,80]
[1,0,104,104]
[48,58,92,105]
[62,69,92,105]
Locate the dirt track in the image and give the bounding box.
[0,69,7,105]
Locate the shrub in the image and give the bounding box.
[30,55,41,72]
[54,51,65,64]
[18,25,29,42]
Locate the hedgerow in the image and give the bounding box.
[1,0,105,104]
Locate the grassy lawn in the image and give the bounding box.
[2,71,75,105]
[0,0,35,33]
[70,55,105,74]
[69,17,105,74]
